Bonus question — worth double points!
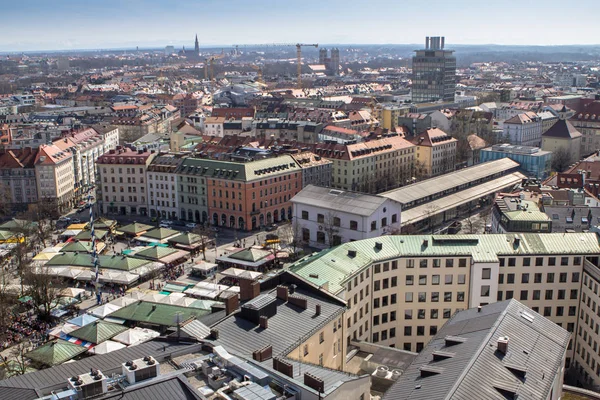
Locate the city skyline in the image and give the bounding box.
[1,0,599,52]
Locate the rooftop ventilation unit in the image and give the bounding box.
[67,369,108,399]
[121,356,160,384]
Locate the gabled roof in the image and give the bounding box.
[134,246,179,260]
[168,232,202,245]
[69,320,128,344]
[383,300,570,400]
[141,227,180,240]
[119,222,154,235]
[107,301,210,327]
[25,339,87,366]
[542,119,581,139]
[229,247,271,262]
[291,185,391,216]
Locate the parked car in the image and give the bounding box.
[58,216,71,222]
[265,224,277,232]
[185,223,197,229]
[71,218,81,224]
[159,223,172,228]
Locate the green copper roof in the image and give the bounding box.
[290,233,600,295]
[134,246,179,260]
[25,339,87,366]
[230,248,271,262]
[141,227,180,240]
[176,155,301,182]
[47,253,150,271]
[0,230,16,240]
[0,219,38,232]
[107,301,210,327]
[74,229,108,241]
[119,222,154,235]
[168,232,202,245]
[69,320,128,344]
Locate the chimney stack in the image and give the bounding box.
[240,278,260,301]
[315,304,321,316]
[477,305,482,313]
[276,285,289,301]
[497,336,509,354]
[224,293,239,316]
[259,315,268,329]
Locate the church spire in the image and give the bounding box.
[194,34,199,53]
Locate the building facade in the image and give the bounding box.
[291,185,402,248]
[96,147,156,216]
[480,143,552,179]
[411,36,456,103]
[290,232,600,371]
[34,144,75,213]
[147,154,184,220]
[503,111,543,147]
[291,152,333,188]
[410,127,457,177]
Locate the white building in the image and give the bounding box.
[503,111,543,147]
[290,185,401,248]
[34,144,75,213]
[146,154,184,220]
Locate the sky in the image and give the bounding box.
[1,0,598,52]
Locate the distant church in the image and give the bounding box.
[180,34,201,60]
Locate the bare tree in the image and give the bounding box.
[323,212,341,248]
[5,342,29,376]
[279,218,306,255]
[551,147,572,172]
[24,266,61,321]
[192,223,215,261]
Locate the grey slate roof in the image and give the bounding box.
[383,299,570,400]
[204,275,361,395]
[100,374,202,400]
[0,341,200,399]
[208,286,345,358]
[545,206,600,233]
[291,184,391,216]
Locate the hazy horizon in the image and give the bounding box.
[1,0,599,52]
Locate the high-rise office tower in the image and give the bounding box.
[411,36,456,103]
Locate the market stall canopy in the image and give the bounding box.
[137,227,180,243]
[25,339,87,366]
[87,218,117,231]
[62,240,105,254]
[109,296,138,307]
[0,219,38,232]
[89,303,122,318]
[111,327,159,346]
[118,222,154,236]
[48,323,79,338]
[132,246,189,264]
[107,301,210,327]
[33,252,59,261]
[73,230,108,241]
[61,229,82,237]
[69,320,128,344]
[86,340,126,355]
[66,223,87,230]
[141,292,168,303]
[67,314,99,327]
[59,287,86,298]
[220,267,263,281]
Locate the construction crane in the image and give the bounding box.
[232,43,318,89]
[204,54,225,82]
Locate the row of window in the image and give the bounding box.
[497,289,578,302]
[404,291,466,303]
[498,271,580,284]
[499,256,582,267]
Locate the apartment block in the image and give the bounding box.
[34,144,75,213]
[96,147,157,216]
[410,127,457,177]
[147,154,184,220]
[290,233,600,370]
[503,111,543,147]
[322,135,416,194]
